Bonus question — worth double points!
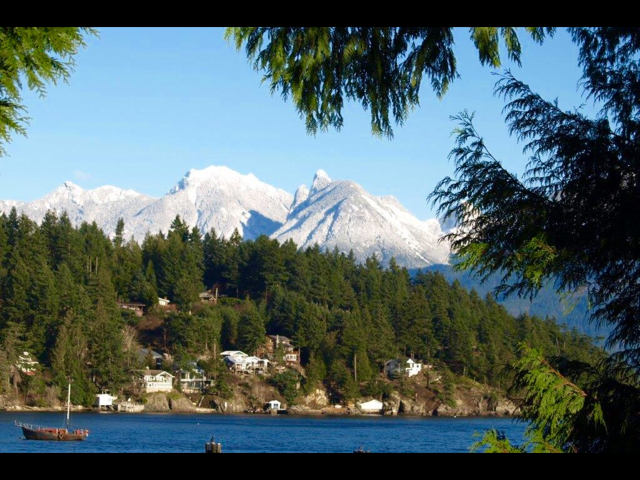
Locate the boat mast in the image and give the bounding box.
[66,383,71,426]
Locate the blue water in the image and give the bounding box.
[0,413,527,453]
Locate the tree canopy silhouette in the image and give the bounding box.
[0,27,96,156]
[225,27,555,137]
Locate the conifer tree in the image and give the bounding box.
[237,300,266,354]
[226,27,554,138]
[51,312,95,406]
[0,27,97,156]
[88,300,127,392]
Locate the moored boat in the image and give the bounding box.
[16,422,89,442]
[15,383,89,442]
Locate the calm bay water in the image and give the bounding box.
[0,412,527,453]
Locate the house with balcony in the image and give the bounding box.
[221,351,270,376]
[175,364,209,393]
[134,369,174,393]
[260,335,300,365]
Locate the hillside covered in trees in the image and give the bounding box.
[0,208,602,406]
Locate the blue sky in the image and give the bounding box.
[0,27,592,218]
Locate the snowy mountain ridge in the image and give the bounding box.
[0,166,450,268]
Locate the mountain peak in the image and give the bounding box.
[0,166,450,268]
[62,181,82,190]
[311,169,332,193]
[290,184,310,214]
[274,176,450,268]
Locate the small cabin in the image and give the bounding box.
[95,393,118,408]
[266,400,282,411]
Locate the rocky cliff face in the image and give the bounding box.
[382,381,519,417]
[142,393,197,413]
[204,376,284,414]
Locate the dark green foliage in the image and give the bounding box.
[426,27,640,452]
[431,28,640,367]
[269,370,300,404]
[89,300,127,392]
[140,224,601,404]
[51,312,95,406]
[237,300,267,355]
[226,27,554,138]
[167,307,222,355]
[475,346,640,453]
[0,206,602,408]
[0,27,97,156]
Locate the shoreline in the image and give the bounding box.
[0,406,518,419]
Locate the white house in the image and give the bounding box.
[95,393,118,408]
[405,359,423,377]
[16,352,39,376]
[220,351,248,359]
[134,369,174,393]
[175,364,209,393]
[358,399,384,414]
[221,351,270,375]
[158,297,171,307]
[384,359,424,379]
[245,356,270,374]
[266,400,282,411]
[224,355,248,373]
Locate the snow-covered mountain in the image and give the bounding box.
[0,166,451,267]
[127,166,292,241]
[273,171,450,268]
[0,182,156,237]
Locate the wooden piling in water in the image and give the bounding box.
[205,440,222,453]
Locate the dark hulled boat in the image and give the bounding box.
[17,423,89,442]
[16,383,89,442]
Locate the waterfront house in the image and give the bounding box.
[175,364,209,393]
[358,399,384,414]
[384,359,423,379]
[95,393,118,408]
[266,400,282,411]
[134,369,174,393]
